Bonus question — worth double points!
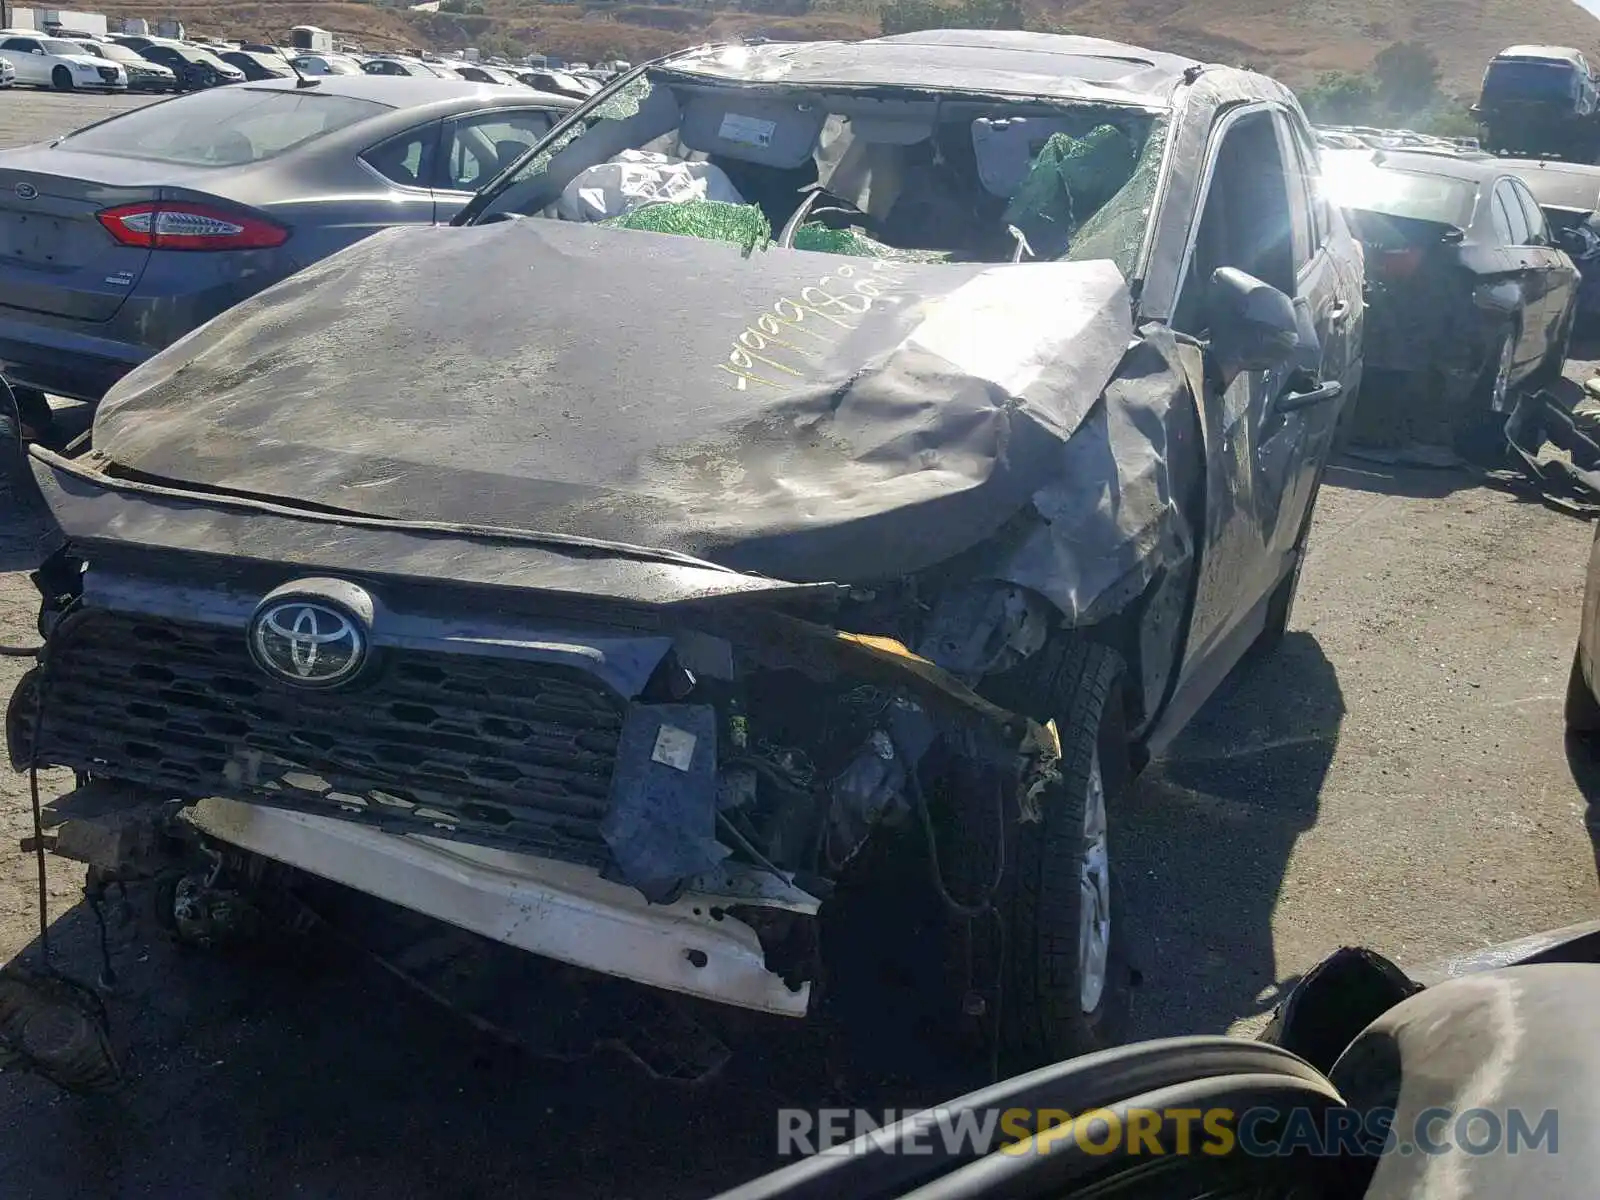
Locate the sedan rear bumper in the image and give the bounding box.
[0,314,146,401]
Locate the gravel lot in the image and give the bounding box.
[1,88,1598,1200]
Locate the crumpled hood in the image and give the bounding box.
[92,218,1133,583]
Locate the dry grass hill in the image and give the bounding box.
[109,0,1600,95]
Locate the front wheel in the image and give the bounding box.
[50,66,71,92]
[962,637,1132,1071]
[1456,327,1517,465]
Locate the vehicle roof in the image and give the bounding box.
[1499,156,1600,178]
[1351,147,1507,182]
[660,30,1204,107]
[1495,45,1585,64]
[228,74,569,107]
[1498,157,1600,209]
[223,49,288,63]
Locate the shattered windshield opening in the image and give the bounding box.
[475,70,1166,274]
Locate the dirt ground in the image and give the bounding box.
[0,90,1598,1200]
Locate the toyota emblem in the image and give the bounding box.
[249,599,368,687]
[13,183,36,201]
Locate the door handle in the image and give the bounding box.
[1275,379,1343,414]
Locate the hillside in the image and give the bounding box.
[109,0,1600,94]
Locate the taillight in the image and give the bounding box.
[95,202,288,251]
[1374,246,1424,280]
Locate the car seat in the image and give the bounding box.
[494,139,529,176]
[367,139,420,187]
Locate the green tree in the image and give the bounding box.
[1299,70,1378,124]
[880,0,1022,36]
[1373,41,1441,114]
[880,0,949,34]
[742,0,813,13]
[478,32,529,59]
[1406,102,1480,139]
[438,0,465,10]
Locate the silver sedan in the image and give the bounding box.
[0,75,577,408]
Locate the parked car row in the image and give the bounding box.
[0,31,130,91]
[0,31,615,97]
[0,29,241,91]
[0,30,1586,1092]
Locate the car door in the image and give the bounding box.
[1164,104,1346,688]
[429,107,560,219]
[0,37,46,85]
[1509,175,1579,362]
[1270,107,1354,558]
[1487,178,1548,374]
[357,119,444,226]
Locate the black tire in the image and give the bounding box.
[966,637,1132,1071]
[1455,325,1517,465]
[1566,649,1600,733]
[50,66,71,92]
[9,386,54,444]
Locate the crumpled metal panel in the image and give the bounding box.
[90,217,1136,592]
[976,325,1200,626]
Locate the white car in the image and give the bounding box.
[0,32,127,90]
[288,52,363,76]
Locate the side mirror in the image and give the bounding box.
[1209,266,1299,386]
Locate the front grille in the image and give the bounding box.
[97,67,119,84]
[22,611,627,863]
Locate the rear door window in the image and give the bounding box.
[59,88,390,166]
[438,109,557,192]
[1494,180,1531,244]
[1490,190,1514,244]
[363,123,439,189]
[1,38,42,52]
[1512,180,1551,244]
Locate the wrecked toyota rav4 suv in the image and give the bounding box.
[6,31,1363,1083]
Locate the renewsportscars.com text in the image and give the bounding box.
[778,1106,1559,1159]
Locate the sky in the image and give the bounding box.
[1578,0,1600,19]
